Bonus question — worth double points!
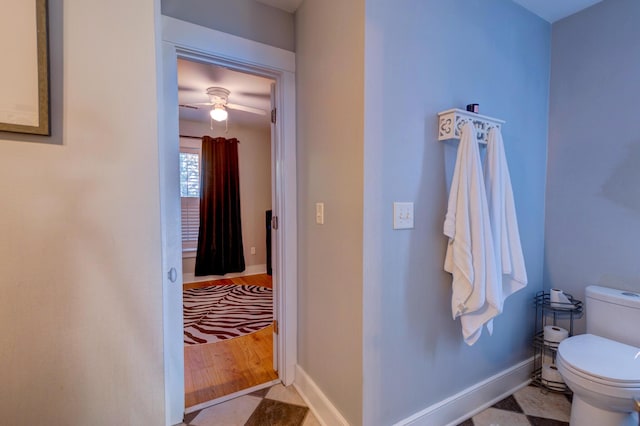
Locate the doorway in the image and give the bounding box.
[159,17,297,425]
[177,58,278,409]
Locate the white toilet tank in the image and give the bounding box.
[586,285,640,347]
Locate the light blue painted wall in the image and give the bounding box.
[161,0,295,51]
[545,0,640,333]
[363,1,550,423]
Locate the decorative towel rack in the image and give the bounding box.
[438,108,505,144]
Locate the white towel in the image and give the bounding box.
[444,122,501,345]
[484,127,528,321]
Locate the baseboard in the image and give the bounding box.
[182,264,267,284]
[294,365,350,426]
[394,357,533,426]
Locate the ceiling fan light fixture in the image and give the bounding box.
[210,104,228,122]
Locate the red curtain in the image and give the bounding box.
[195,137,246,276]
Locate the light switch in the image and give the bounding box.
[393,202,414,230]
[316,202,324,225]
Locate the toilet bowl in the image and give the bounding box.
[554,286,640,425]
[557,334,640,425]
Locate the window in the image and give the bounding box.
[180,146,200,253]
[180,152,200,197]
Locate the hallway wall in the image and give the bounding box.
[0,0,165,424]
[161,0,295,51]
[295,0,365,424]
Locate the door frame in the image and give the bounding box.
[158,16,297,425]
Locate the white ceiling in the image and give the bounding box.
[256,0,602,23]
[511,0,602,22]
[177,59,273,127]
[255,0,303,13]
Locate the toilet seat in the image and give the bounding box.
[557,334,640,388]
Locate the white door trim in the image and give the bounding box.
[159,16,297,425]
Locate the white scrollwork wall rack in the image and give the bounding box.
[438,108,505,144]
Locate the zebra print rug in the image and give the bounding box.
[183,284,273,345]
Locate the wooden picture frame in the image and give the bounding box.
[0,0,50,135]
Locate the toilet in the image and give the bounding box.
[556,285,640,426]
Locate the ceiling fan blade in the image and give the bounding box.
[235,91,271,100]
[178,86,204,93]
[179,102,215,109]
[227,103,268,116]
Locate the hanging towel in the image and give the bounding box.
[484,127,528,320]
[444,122,501,345]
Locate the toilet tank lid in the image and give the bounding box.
[586,285,640,309]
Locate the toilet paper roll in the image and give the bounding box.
[544,325,569,348]
[541,364,565,390]
[550,288,575,309]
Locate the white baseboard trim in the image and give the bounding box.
[182,264,267,284]
[394,357,533,426]
[294,365,349,426]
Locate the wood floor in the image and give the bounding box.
[183,273,273,290]
[184,274,277,408]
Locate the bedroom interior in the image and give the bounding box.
[177,58,277,409]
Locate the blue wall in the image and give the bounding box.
[545,0,640,332]
[363,0,550,423]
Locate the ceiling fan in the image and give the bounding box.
[180,87,268,122]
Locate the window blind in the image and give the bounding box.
[181,197,199,251]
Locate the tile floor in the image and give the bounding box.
[179,383,571,426]
[180,384,319,426]
[457,384,572,426]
